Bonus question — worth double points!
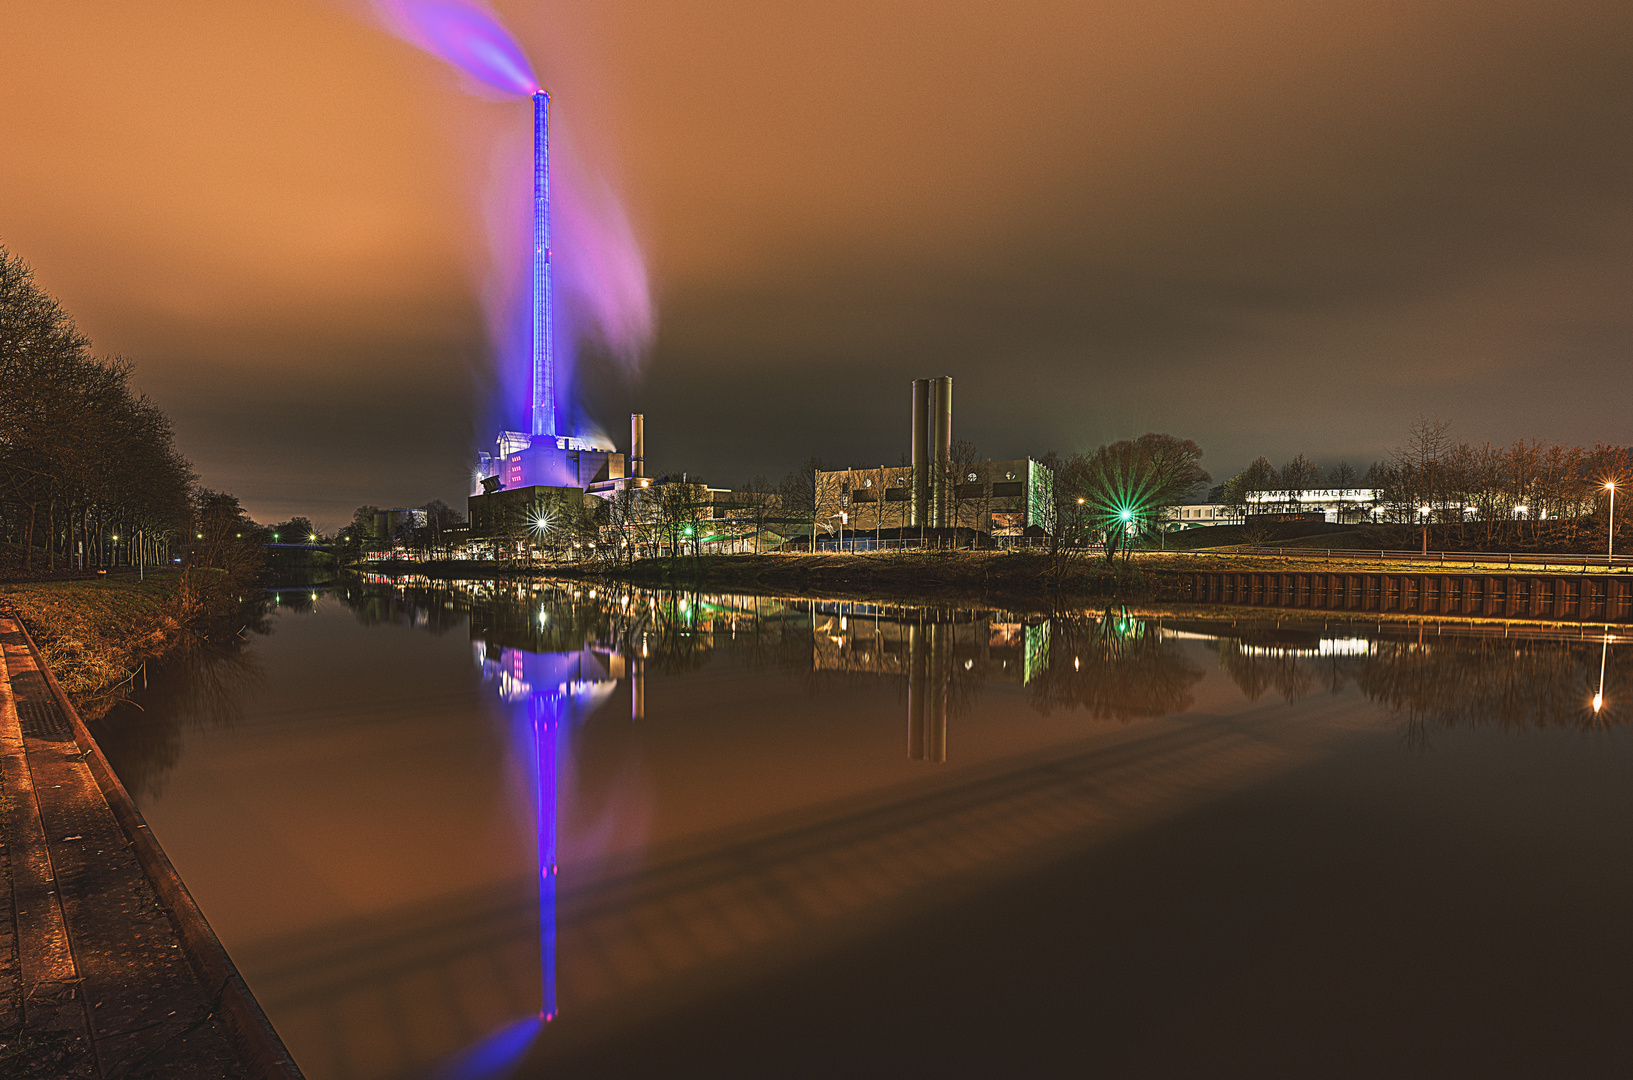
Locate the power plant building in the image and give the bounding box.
[815,376,1055,546]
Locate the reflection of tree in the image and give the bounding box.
[1352,637,1633,734]
[1027,610,1203,721]
[1214,641,1318,704]
[89,600,271,800]
[1204,625,1633,734]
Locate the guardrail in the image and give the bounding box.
[1186,546,1633,571]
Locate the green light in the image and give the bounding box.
[1119,508,1133,521]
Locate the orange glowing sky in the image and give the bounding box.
[3,0,1631,525]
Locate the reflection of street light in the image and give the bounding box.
[1595,627,1611,713]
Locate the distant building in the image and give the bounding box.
[374,508,428,544]
[1245,488,1380,524]
[1162,504,1245,528]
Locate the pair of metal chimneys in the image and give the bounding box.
[911,376,953,530]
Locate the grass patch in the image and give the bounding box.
[0,573,185,700]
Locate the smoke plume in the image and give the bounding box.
[367,0,654,437]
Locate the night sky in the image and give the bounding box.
[4,0,1631,528]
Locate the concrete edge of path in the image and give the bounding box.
[10,619,305,1080]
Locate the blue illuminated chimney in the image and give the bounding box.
[532,90,554,438]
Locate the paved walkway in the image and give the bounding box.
[0,617,259,1078]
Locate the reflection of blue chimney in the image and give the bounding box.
[480,645,621,1022]
[533,689,560,1022]
[532,90,555,438]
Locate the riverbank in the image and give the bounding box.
[357,546,1633,610]
[363,551,1153,607]
[0,575,186,707]
[0,570,266,723]
[0,617,300,1077]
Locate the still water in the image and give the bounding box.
[92,580,1633,1079]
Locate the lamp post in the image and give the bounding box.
[1607,482,1617,567]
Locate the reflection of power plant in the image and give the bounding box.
[812,603,1051,763]
[907,622,949,762]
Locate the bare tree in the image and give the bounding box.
[1281,454,1322,512]
[1393,415,1452,553]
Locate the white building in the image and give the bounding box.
[1163,504,1245,528]
[1244,488,1380,523]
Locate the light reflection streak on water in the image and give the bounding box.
[477,644,616,1025]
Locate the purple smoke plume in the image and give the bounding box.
[370,0,537,98]
[369,0,654,437]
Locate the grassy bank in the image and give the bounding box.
[0,574,189,703]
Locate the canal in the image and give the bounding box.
[90,580,1633,1078]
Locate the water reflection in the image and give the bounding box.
[90,590,274,799]
[97,578,1633,1079]
[1175,619,1630,734]
[475,637,617,1022]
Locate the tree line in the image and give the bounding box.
[0,246,195,572]
[1220,418,1632,548]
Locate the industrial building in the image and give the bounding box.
[468,415,647,546]
[466,413,779,557]
[813,377,1055,548]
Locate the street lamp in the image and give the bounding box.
[1607,482,1617,567]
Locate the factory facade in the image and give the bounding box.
[813,377,1055,548]
[465,413,780,558]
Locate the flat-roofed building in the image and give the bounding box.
[1245,488,1380,523]
[1162,504,1245,529]
[814,458,1055,547]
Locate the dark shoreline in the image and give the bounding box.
[353,551,1152,609]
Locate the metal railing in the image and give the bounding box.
[1185,545,1633,571]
